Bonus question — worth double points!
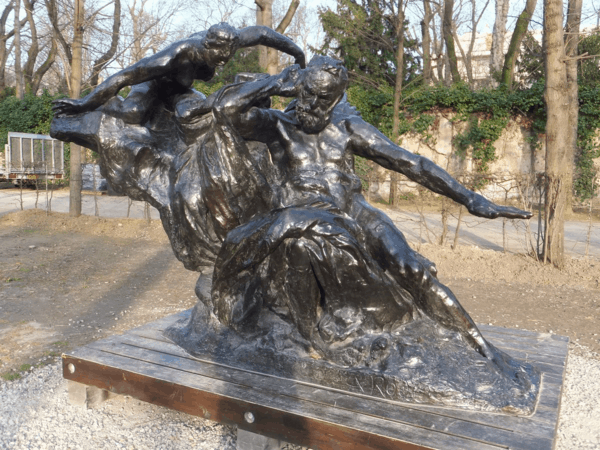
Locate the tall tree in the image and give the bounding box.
[14,0,23,99]
[284,3,323,59]
[453,0,491,87]
[490,0,509,79]
[0,3,27,92]
[89,0,120,87]
[542,0,579,267]
[442,0,460,83]
[563,0,582,213]
[319,0,419,89]
[420,0,432,84]
[255,0,273,69]
[22,0,58,94]
[68,0,85,216]
[256,0,299,74]
[48,0,124,214]
[390,0,407,206]
[500,0,537,89]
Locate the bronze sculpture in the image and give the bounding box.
[51,24,540,414]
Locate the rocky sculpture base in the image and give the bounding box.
[165,301,541,415]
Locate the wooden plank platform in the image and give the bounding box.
[62,310,568,450]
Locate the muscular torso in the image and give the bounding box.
[273,116,362,212]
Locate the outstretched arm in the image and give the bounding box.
[348,117,532,220]
[238,26,305,68]
[53,25,306,117]
[212,65,303,141]
[52,41,193,116]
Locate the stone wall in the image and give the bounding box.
[368,114,600,204]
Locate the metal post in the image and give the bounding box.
[237,429,282,450]
[19,137,23,172]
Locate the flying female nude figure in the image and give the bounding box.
[51,23,306,269]
[52,22,305,123]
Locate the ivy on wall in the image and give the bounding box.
[347,80,600,201]
[1,69,598,201]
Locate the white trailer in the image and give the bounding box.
[1,132,65,185]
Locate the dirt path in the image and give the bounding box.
[0,209,598,380]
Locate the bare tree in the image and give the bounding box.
[389,0,408,205]
[500,0,537,89]
[563,0,582,213]
[257,0,299,74]
[453,0,491,86]
[14,0,24,98]
[284,3,323,59]
[0,4,27,92]
[69,0,84,217]
[47,0,86,215]
[442,0,460,82]
[421,0,433,84]
[22,0,58,94]
[490,0,509,79]
[187,0,246,31]
[89,0,120,87]
[542,0,574,267]
[113,0,190,71]
[255,0,273,69]
[432,2,445,83]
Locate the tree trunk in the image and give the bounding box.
[442,0,460,83]
[69,0,84,217]
[0,4,18,92]
[542,0,569,267]
[490,0,509,79]
[255,0,272,70]
[421,0,432,84]
[14,0,23,99]
[22,0,50,95]
[271,0,300,74]
[256,0,299,74]
[390,0,405,206]
[90,0,120,87]
[389,173,398,205]
[29,37,57,94]
[453,28,472,85]
[392,1,405,142]
[501,0,537,89]
[563,0,582,214]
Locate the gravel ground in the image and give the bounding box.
[0,345,598,449]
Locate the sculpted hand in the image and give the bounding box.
[52,98,89,117]
[277,64,302,97]
[467,194,533,220]
[294,53,306,69]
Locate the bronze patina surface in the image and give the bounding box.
[52,23,540,413]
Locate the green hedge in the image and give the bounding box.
[0,90,67,149]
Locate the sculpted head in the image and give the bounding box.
[296,56,348,134]
[204,23,240,66]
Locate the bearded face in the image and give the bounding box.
[296,70,344,134]
[296,109,327,134]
